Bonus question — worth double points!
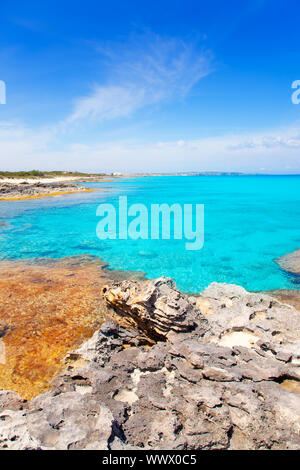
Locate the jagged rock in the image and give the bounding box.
[103,277,208,340]
[1,278,300,450]
[0,390,26,412]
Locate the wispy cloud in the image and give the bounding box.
[66,33,213,124]
[1,30,299,174]
[67,85,146,123]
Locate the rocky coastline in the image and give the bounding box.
[0,181,99,201]
[1,274,300,450]
[0,173,144,201]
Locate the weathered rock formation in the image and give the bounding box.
[1,277,300,450]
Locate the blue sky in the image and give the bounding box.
[0,0,300,173]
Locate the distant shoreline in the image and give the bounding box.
[1,171,299,205]
[1,171,300,183]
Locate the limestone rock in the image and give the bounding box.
[1,277,300,450]
[103,277,208,340]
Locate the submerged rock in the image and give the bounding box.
[1,278,300,450]
[275,248,300,275]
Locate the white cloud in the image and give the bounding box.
[0,33,299,174]
[66,33,213,124]
[67,86,146,123]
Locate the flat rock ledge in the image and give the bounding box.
[1,277,300,450]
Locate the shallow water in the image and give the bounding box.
[0,257,110,399]
[0,175,299,292]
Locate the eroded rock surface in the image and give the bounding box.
[104,277,207,341]
[1,277,300,450]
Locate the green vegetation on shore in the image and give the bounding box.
[0,170,108,179]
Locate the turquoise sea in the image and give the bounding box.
[0,175,299,293]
